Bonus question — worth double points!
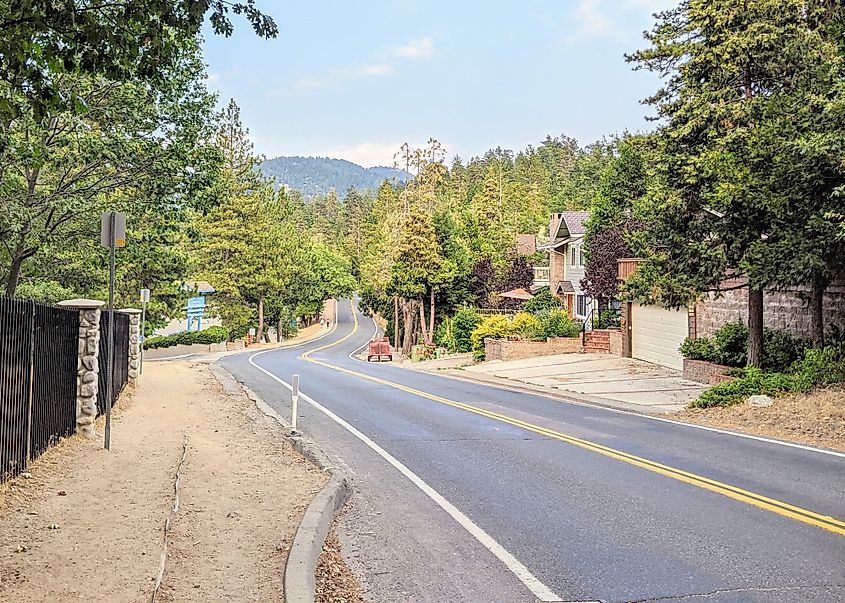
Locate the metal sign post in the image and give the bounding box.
[291,374,300,432]
[100,211,126,451]
[140,288,150,374]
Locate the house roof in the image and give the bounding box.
[555,280,575,294]
[544,211,590,249]
[560,211,590,236]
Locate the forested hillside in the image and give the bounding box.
[260,156,410,196]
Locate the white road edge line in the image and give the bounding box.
[247,349,564,603]
[435,372,845,459]
[147,353,194,361]
[348,316,380,361]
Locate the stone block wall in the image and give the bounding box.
[484,336,583,361]
[119,309,141,383]
[609,330,623,356]
[695,279,845,339]
[58,299,104,438]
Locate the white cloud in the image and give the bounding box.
[289,63,393,94]
[316,142,409,168]
[343,63,393,78]
[390,36,435,60]
[292,78,325,90]
[567,0,624,42]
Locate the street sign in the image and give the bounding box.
[100,212,126,248]
[140,288,150,303]
[100,211,127,451]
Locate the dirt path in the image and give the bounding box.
[0,360,327,601]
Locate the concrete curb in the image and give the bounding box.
[208,363,351,603]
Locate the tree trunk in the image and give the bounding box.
[394,296,399,351]
[810,277,828,348]
[257,297,265,342]
[418,298,429,345]
[747,288,764,368]
[5,231,33,298]
[6,254,24,297]
[429,289,435,344]
[277,318,283,343]
[401,300,414,355]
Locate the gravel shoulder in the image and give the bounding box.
[0,360,329,601]
[678,386,845,452]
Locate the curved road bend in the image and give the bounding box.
[220,299,845,603]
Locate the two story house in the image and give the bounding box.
[541,211,591,320]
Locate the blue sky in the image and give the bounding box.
[202,0,675,167]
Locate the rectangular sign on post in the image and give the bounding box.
[100,212,126,248]
[140,288,150,303]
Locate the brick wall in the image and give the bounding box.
[695,279,845,339]
[550,250,565,298]
[484,336,583,361]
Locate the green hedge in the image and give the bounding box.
[690,346,845,408]
[680,322,806,372]
[143,325,230,350]
[469,310,582,360]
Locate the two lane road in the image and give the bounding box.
[221,299,844,603]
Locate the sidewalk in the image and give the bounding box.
[429,353,706,414]
[0,361,327,601]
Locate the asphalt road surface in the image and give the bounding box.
[220,299,845,603]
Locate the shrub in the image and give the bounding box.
[452,307,482,353]
[510,312,540,338]
[597,308,621,329]
[470,315,512,360]
[524,289,560,315]
[713,321,748,367]
[690,344,845,408]
[144,326,230,350]
[435,317,458,352]
[763,328,805,372]
[536,309,581,339]
[680,337,718,362]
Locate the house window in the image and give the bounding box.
[570,243,584,268]
[576,294,588,317]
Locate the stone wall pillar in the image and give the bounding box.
[118,308,142,384]
[57,299,105,438]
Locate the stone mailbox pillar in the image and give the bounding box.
[57,298,105,438]
[118,308,142,384]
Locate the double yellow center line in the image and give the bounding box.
[301,302,845,537]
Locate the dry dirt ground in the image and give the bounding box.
[679,386,845,452]
[316,523,365,603]
[0,360,330,602]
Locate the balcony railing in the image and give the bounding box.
[617,258,643,282]
[532,266,550,286]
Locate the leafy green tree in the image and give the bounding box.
[0,0,276,124]
[626,0,844,365]
[0,45,219,297]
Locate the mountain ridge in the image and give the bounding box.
[259,155,411,197]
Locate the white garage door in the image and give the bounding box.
[631,302,688,370]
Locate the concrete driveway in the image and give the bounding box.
[462,353,706,413]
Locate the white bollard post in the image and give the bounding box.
[291,374,300,432]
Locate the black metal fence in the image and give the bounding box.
[97,312,129,416]
[0,298,79,483]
